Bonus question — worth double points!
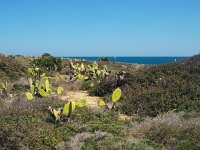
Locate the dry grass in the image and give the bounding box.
[56,131,108,150]
[127,111,200,138]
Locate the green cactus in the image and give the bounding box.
[63,101,76,118]
[66,61,110,86]
[45,79,50,93]
[28,67,43,79]
[112,88,122,102]
[99,100,106,107]
[0,82,8,94]
[26,92,33,100]
[28,68,33,74]
[26,67,53,100]
[93,62,98,70]
[98,88,122,110]
[57,87,64,95]
[60,99,87,122]
[81,63,85,71]
[39,89,47,97]
[77,74,83,80]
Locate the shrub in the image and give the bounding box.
[32,53,62,72]
[81,80,94,90]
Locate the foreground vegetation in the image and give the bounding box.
[0,53,200,149]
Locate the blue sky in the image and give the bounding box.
[0,0,200,56]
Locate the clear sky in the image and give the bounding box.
[0,0,200,56]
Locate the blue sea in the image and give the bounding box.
[63,57,188,65]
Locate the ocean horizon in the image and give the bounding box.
[62,56,188,65]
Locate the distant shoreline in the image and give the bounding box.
[0,53,189,64]
[62,56,188,65]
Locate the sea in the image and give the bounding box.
[63,57,188,65]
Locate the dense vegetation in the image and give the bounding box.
[89,54,200,117]
[0,53,200,149]
[0,54,30,80]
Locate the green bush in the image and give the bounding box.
[12,84,29,93]
[81,80,94,90]
[32,53,62,72]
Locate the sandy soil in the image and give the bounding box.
[59,90,102,109]
[59,90,134,121]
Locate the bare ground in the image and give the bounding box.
[59,90,102,109]
[58,90,134,121]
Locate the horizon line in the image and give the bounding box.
[0,52,196,58]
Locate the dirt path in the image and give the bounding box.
[59,90,134,121]
[59,90,102,109]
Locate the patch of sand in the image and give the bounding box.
[59,90,102,109]
[59,90,134,121]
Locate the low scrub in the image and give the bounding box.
[0,55,28,80]
[90,54,200,116]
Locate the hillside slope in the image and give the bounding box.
[90,54,200,116]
